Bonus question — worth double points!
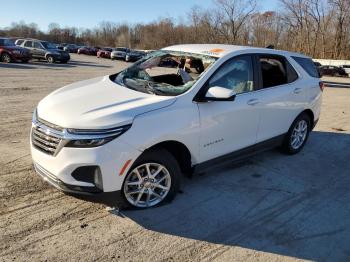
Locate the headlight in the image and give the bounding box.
[65,124,131,148]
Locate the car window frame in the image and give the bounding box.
[24,41,33,48]
[33,41,43,49]
[193,54,259,102]
[255,53,299,91]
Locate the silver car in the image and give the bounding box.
[111,47,130,60]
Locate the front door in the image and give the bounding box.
[33,42,46,58]
[197,55,260,163]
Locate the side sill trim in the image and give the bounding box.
[193,134,285,174]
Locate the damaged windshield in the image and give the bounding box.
[114,50,217,96]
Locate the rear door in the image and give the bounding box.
[23,41,34,55]
[253,54,305,142]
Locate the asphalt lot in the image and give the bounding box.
[1,54,350,261]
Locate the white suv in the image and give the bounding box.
[31,44,323,208]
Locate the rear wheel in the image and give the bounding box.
[281,113,311,154]
[122,148,181,209]
[1,53,12,63]
[46,55,55,63]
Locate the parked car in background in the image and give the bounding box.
[64,44,79,53]
[97,47,113,58]
[341,65,350,75]
[125,50,146,62]
[111,47,130,60]
[313,61,321,68]
[0,37,31,63]
[319,65,348,77]
[77,46,94,55]
[21,39,70,63]
[30,44,323,209]
[158,57,179,68]
[57,43,67,50]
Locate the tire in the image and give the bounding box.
[121,148,181,209]
[1,53,12,63]
[281,113,311,154]
[46,55,55,63]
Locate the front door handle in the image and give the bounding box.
[247,99,260,106]
[294,88,302,94]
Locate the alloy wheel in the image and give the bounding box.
[123,163,171,208]
[290,119,308,150]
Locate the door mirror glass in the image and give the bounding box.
[205,86,236,101]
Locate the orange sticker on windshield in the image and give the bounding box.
[209,48,224,53]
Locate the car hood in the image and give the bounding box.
[37,76,176,129]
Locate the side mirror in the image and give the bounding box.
[205,86,236,101]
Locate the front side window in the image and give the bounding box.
[41,42,56,49]
[207,55,254,95]
[34,42,42,49]
[114,51,217,96]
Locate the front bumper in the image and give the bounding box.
[34,163,102,195]
[31,135,141,194]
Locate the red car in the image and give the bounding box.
[0,37,31,63]
[77,46,94,55]
[97,47,113,58]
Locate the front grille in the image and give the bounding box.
[31,119,64,156]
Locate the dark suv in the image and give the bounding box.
[0,37,31,63]
[21,39,70,63]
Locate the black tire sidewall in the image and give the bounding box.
[282,113,311,154]
[121,148,181,209]
[1,53,11,63]
[46,55,54,63]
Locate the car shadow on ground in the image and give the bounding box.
[75,131,350,261]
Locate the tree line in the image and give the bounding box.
[1,0,349,59]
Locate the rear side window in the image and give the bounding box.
[292,56,320,78]
[258,55,298,88]
[24,41,33,48]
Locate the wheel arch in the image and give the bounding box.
[301,109,314,129]
[142,140,193,176]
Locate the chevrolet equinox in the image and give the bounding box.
[31,44,323,208]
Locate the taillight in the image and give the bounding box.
[319,81,324,92]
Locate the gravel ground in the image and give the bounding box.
[1,54,350,262]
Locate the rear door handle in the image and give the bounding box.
[247,99,260,106]
[294,88,302,94]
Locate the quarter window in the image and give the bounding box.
[208,55,254,95]
[292,56,320,78]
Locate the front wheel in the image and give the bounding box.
[122,148,181,209]
[46,55,55,63]
[281,113,311,154]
